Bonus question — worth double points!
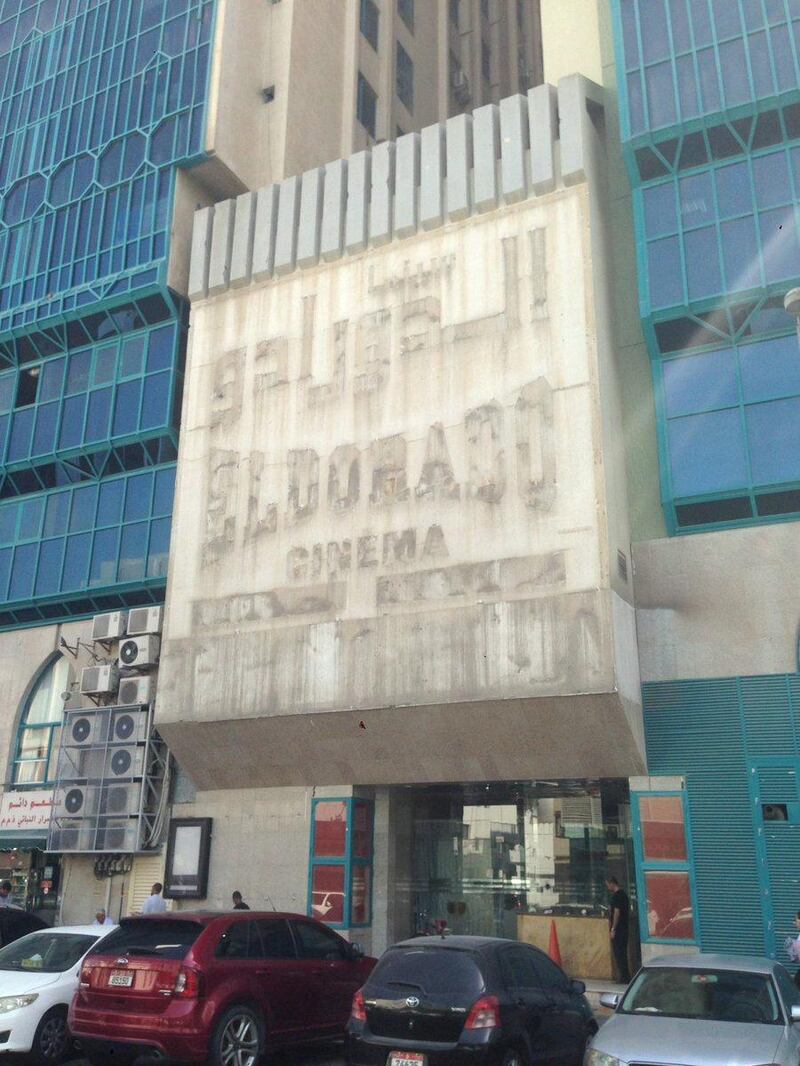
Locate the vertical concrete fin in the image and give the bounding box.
[472,103,500,213]
[188,205,213,300]
[230,191,256,289]
[528,83,558,195]
[369,140,395,246]
[321,158,347,261]
[558,74,605,187]
[208,198,235,296]
[297,166,324,269]
[419,121,445,230]
[500,93,529,203]
[394,132,420,239]
[251,183,279,282]
[345,150,371,255]
[446,112,473,221]
[274,174,301,275]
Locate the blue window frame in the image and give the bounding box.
[12,654,70,787]
[632,791,699,946]
[308,798,374,929]
[0,0,218,331]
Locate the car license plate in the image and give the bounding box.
[388,1054,426,1066]
[109,971,133,987]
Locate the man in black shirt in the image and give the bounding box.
[232,891,250,910]
[605,876,631,983]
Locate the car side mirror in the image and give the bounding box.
[571,979,586,995]
[599,992,620,1009]
[791,1004,800,1023]
[348,941,364,960]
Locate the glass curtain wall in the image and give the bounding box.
[401,780,633,940]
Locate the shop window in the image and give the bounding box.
[309,798,374,928]
[633,792,697,944]
[12,655,70,787]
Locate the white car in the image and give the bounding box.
[0,923,113,1064]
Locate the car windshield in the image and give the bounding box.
[371,948,485,995]
[88,919,203,960]
[0,932,98,973]
[621,967,782,1025]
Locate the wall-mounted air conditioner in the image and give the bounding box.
[126,606,162,636]
[91,611,127,642]
[117,675,154,707]
[80,664,118,697]
[65,709,111,748]
[118,635,160,669]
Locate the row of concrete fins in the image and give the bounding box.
[190,73,604,299]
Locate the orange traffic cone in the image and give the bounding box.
[548,919,563,967]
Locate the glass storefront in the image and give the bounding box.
[397,780,635,974]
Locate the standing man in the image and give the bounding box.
[0,881,12,908]
[142,882,167,915]
[606,875,631,984]
[232,891,249,910]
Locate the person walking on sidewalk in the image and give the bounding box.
[142,883,167,914]
[606,875,631,984]
[784,910,800,987]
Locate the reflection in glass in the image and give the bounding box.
[645,870,694,939]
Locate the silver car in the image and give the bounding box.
[587,953,800,1066]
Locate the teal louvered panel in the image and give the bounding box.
[687,771,765,955]
[756,767,799,804]
[643,679,743,775]
[741,677,797,760]
[764,825,800,962]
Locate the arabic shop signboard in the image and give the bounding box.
[0,790,54,833]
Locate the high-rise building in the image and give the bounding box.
[0,0,550,926]
[613,0,800,964]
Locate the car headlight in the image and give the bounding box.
[0,993,38,1013]
[585,1051,627,1066]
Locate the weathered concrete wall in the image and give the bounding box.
[158,81,644,787]
[635,524,800,682]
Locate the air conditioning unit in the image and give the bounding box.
[80,664,118,697]
[48,823,95,852]
[65,709,111,748]
[53,785,102,820]
[111,705,149,742]
[126,606,162,636]
[451,68,471,104]
[76,745,146,782]
[92,611,127,642]
[118,635,160,669]
[117,675,155,707]
[100,783,139,817]
[94,820,139,853]
[107,746,146,780]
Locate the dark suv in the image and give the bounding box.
[68,911,375,1066]
[346,935,596,1066]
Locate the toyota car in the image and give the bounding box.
[347,935,595,1066]
[69,911,375,1066]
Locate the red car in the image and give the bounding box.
[68,911,375,1066]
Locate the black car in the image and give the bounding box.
[0,907,48,946]
[346,935,596,1066]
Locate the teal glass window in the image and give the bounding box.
[0,464,175,614]
[632,792,697,945]
[615,0,800,141]
[12,654,70,787]
[308,798,374,929]
[659,332,800,529]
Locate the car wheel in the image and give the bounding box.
[501,1048,528,1066]
[209,1004,264,1066]
[30,1007,71,1065]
